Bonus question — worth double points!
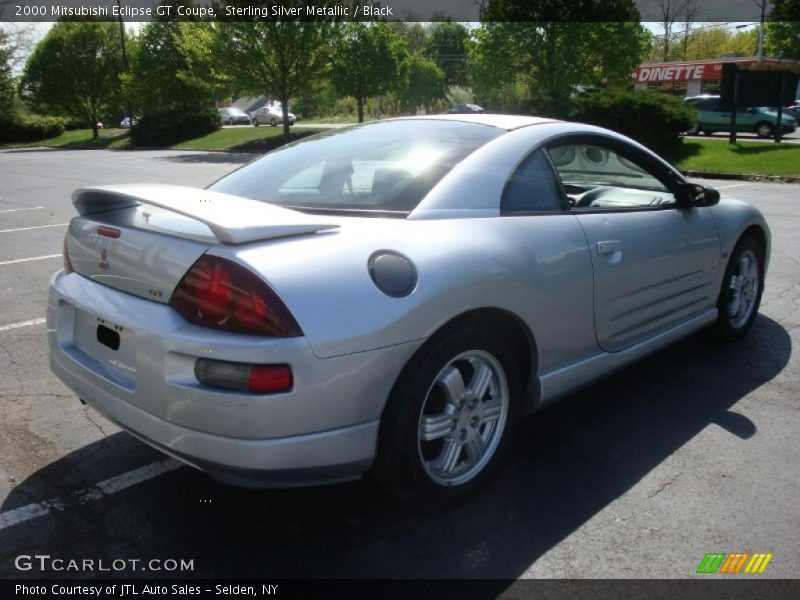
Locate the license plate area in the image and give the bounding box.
[71,310,137,390]
[97,323,120,351]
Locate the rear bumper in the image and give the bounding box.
[47,270,421,487]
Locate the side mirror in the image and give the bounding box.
[676,182,720,208]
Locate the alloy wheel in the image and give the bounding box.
[727,249,760,329]
[417,350,509,487]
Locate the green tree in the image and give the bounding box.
[387,22,430,55]
[20,22,122,138]
[424,21,469,86]
[764,0,800,59]
[673,27,758,61]
[125,21,223,113]
[467,24,528,111]
[399,55,445,113]
[330,23,404,123]
[469,20,648,116]
[215,3,334,139]
[0,30,15,120]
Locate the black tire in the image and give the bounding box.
[372,324,521,508]
[270,118,278,127]
[252,119,259,127]
[755,121,773,138]
[712,236,765,340]
[703,130,713,136]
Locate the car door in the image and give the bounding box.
[546,136,720,352]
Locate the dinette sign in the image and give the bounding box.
[634,62,724,83]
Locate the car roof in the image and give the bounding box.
[390,114,561,131]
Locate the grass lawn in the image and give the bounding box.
[666,138,800,178]
[172,126,287,151]
[174,126,323,151]
[1,126,322,153]
[301,115,369,124]
[1,128,131,149]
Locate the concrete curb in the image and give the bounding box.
[680,170,800,184]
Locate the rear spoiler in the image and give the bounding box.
[72,183,339,244]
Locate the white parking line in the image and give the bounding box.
[0,223,68,233]
[0,317,46,331]
[716,183,751,190]
[0,223,69,233]
[0,207,44,214]
[0,460,182,531]
[0,254,61,266]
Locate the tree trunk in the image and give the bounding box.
[280,95,290,142]
[90,111,99,139]
[357,96,364,123]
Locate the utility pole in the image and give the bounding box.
[116,0,133,127]
[756,0,768,62]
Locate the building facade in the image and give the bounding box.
[633,57,800,99]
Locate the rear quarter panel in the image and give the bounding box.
[213,215,597,375]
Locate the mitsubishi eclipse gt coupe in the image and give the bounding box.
[48,115,770,506]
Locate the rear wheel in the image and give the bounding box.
[270,117,278,127]
[713,236,764,340]
[755,121,774,138]
[372,325,520,508]
[252,119,259,127]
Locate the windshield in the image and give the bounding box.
[209,120,503,214]
[229,108,247,116]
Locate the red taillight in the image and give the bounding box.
[63,234,74,273]
[169,255,302,337]
[96,226,121,238]
[195,359,293,394]
[248,365,293,393]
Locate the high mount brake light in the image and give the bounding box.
[169,255,302,337]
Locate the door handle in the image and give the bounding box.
[597,240,622,255]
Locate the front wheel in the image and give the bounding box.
[372,325,520,507]
[713,236,764,340]
[269,118,278,127]
[252,119,259,127]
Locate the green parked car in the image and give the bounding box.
[683,95,797,138]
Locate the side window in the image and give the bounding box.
[503,150,565,213]
[695,98,719,111]
[546,143,675,211]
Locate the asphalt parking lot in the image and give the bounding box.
[0,148,798,580]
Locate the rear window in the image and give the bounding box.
[209,120,503,214]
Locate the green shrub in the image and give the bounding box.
[0,113,65,143]
[569,89,697,154]
[129,108,219,147]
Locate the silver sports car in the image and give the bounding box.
[48,115,769,505]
